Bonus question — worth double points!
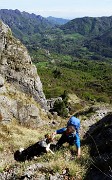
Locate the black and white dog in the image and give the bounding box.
[14,134,54,162]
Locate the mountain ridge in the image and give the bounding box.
[60,16,112,36]
[0,9,54,43]
[0,9,112,59]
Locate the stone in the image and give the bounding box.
[47,97,62,110]
[0,75,4,87]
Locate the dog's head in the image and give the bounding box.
[45,134,54,144]
[14,147,24,161]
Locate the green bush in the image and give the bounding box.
[61,90,68,106]
[53,100,68,117]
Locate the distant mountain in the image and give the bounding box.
[0,9,112,60]
[46,16,69,25]
[60,16,112,37]
[0,9,54,43]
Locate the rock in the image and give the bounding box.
[0,82,45,126]
[0,20,49,125]
[0,95,16,122]
[50,173,63,180]
[47,97,62,110]
[18,104,42,126]
[84,113,112,180]
[0,21,48,110]
[0,75,4,87]
[80,105,112,138]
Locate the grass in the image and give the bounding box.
[0,119,90,179]
[37,144,90,178]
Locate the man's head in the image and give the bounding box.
[66,125,75,134]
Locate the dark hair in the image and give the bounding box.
[67,125,75,132]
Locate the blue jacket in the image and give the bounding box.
[56,127,80,148]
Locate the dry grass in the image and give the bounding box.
[0,120,46,150]
[0,120,90,178]
[0,120,46,171]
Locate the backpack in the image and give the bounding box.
[67,116,80,133]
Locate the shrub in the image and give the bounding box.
[53,99,68,117]
[61,90,68,106]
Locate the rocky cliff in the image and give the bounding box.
[0,21,48,125]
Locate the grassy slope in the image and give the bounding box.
[0,120,90,178]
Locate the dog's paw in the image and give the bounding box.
[34,156,38,160]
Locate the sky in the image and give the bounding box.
[0,0,112,19]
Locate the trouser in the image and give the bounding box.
[56,133,75,149]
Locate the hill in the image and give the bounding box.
[0,102,111,179]
[60,16,112,37]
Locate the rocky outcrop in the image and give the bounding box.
[47,97,62,110]
[79,104,112,138]
[0,21,47,110]
[0,21,48,125]
[84,113,112,180]
[0,62,48,126]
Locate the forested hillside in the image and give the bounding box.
[85,27,112,58]
[60,16,112,36]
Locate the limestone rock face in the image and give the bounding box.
[0,78,46,126]
[0,21,47,110]
[0,21,48,125]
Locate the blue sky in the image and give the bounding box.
[0,0,112,19]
